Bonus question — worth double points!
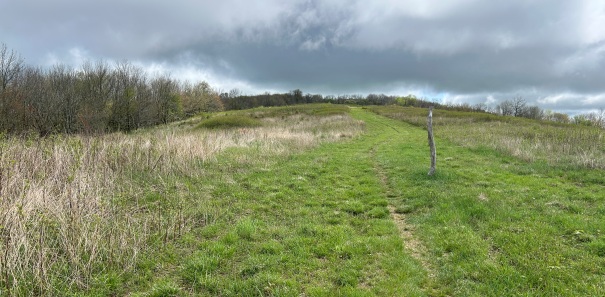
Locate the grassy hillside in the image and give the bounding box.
[369,105,605,169]
[365,106,605,296]
[1,104,604,296]
[0,104,365,295]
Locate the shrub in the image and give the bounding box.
[196,115,262,129]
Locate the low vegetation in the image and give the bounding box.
[243,104,349,118]
[1,103,604,296]
[197,115,262,129]
[0,104,364,295]
[364,107,605,296]
[368,105,605,169]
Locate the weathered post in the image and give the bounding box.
[427,106,436,175]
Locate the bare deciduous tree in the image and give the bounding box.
[511,96,527,117]
[108,61,145,132]
[524,105,544,120]
[498,100,514,116]
[148,75,182,124]
[0,43,25,132]
[19,67,49,134]
[0,43,24,92]
[228,88,241,98]
[497,97,539,119]
[76,60,112,133]
[48,64,80,133]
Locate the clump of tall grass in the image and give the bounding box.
[369,106,605,169]
[0,135,142,295]
[0,108,364,295]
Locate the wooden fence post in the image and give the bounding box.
[427,106,436,175]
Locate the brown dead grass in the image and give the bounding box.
[0,113,364,294]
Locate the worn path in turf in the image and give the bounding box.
[135,107,440,296]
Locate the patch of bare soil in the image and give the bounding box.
[387,205,435,278]
[369,144,440,293]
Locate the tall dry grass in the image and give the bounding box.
[0,112,364,295]
[0,135,142,295]
[439,121,605,168]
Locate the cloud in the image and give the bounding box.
[300,36,326,51]
[538,92,605,109]
[555,41,605,75]
[2,0,605,113]
[44,47,91,67]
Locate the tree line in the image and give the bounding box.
[223,90,604,128]
[494,96,605,127]
[220,89,324,110]
[2,42,603,135]
[220,91,440,110]
[1,43,223,135]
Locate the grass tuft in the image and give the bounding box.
[145,280,181,297]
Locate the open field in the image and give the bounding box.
[368,105,605,169]
[365,106,605,296]
[1,104,604,296]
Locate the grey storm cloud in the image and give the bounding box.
[1,0,605,113]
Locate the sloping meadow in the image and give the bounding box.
[368,105,605,295]
[0,104,364,295]
[368,106,605,169]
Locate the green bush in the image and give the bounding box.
[197,115,262,129]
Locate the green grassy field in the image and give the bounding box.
[1,104,604,296]
[365,106,605,296]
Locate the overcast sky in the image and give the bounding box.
[2,0,605,114]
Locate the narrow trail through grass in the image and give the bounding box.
[127,107,434,296]
[359,108,605,296]
[129,106,604,296]
[4,105,603,296]
[361,109,439,291]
